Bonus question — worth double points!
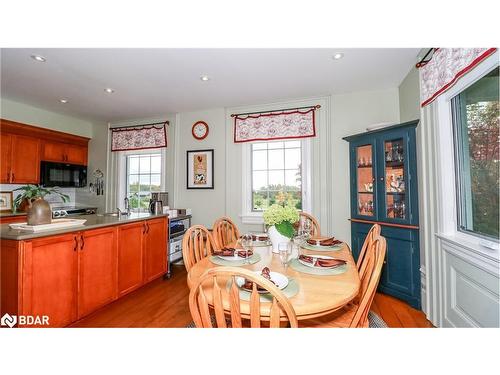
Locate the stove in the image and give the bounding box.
[51,205,98,219]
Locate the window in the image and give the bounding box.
[126,153,162,211]
[452,66,499,240]
[251,140,302,211]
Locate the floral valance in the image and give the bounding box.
[419,48,497,107]
[232,106,319,143]
[111,122,167,152]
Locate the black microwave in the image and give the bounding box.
[40,161,87,188]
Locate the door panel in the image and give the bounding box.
[66,144,87,165]
[22,234,78,327]
[42,141,66,162]
[78,227,117,319]
[350,139,378,220]
[11,135,40,183]
[0,133,12,183]
[118,222,144,296]
[144,218,167,282]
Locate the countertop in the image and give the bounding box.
[0,213,168,241]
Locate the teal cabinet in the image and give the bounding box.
[344,120,421,309]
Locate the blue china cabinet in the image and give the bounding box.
[343,120,421,309]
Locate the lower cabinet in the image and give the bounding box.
[7,217,168,327]
[351,221,421,309]
[77,227,117,319]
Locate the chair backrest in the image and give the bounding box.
[350,235,386,328]
[182,225,218,272]
[189,266,298,328]
[299,212,320,237]
[356,223,381,272]
[212,216,240,249]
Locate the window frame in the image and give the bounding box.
[125,152,163,212]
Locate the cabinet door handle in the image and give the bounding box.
[73,236,78,251]
[142,222,146,234]
[379,177,384,181]
[80,235,85,250]
[6,171,10,182]
[146,223,150,234]
[11,173,15,182]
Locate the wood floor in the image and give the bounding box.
[72,265,433,328]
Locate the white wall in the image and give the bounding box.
[399,67,421,122]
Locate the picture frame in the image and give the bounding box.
[0,191,14,212]
[186,149,214,189]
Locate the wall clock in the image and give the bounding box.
[192,121,209,140]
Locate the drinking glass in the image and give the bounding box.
[303,220,312,240]
[278,242,292,272]
[292,235,302,259]
[241,233,253,264]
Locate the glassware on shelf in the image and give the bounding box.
[385,150,392,162]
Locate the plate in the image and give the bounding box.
[236,271,289,294]
[298,255,344,269]
[216,253,247,262]
[302,241,342,250]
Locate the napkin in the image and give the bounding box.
[299,254,346,268]
[306,237,342,246]
[213,247,235,256]
[251,234,268,241]
[237,250,254,258]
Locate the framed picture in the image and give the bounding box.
[186,149,214,189]
[0,191,13,212]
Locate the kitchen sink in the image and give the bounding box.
[97,212,119,217]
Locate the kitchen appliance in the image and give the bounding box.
[169,237,183,263]
[151,192,168,208]
[51,205,97,219]
[40,161,87,188]
[149,200,163,214]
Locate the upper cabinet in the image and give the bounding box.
[344,120,419,226]
[0,119,90,185]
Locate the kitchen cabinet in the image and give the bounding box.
[42,140,87,165]
[0,215,27,224]
[344,120,421,309]
[21,234,78,327]
[144,218,168,282]
[0,133,40,184]
[117,222,145,296]
[77,227,117,319]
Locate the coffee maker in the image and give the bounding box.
[149,192,168,214]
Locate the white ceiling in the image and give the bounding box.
[0,48,419,123]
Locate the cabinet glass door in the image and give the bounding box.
[355,144,375,217]
[382,137,408,221]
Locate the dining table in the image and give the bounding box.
[186,239,361,321]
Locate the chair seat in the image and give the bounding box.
[300,304,368,328]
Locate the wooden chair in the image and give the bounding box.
[182,225,218,272]
[189,267,298,328]
[356,223,381,272]
[212,216,240,249]
[300,235,387,328]
[298,212,321,237]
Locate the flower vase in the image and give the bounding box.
[268,225,290,254]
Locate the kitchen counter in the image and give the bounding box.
[0,212,168,241]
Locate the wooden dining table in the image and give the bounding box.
[186,240,360,321]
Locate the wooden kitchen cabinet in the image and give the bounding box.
[42,141,87,165]
[77,227,117,319]
[144,218,168,282]
[21,234,78,327]
[0,133,40,184]
[117,222,145,296]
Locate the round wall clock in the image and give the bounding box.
[192,121,209,140]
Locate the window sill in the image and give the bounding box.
[239,212,264,225]
[436,232,499,264]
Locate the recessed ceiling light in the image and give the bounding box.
[30,54,46,62]
[332,53,344,60]
[200,75,210,81]
[104,88,115,93]
[59,99,68,104]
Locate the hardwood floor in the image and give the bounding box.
[71,265,433,328]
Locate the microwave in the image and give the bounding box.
[40,161,87,188]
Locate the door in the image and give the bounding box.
[144,218,167,282]
[375,128,413,225]
[11,135,40,183]
[117,222,145,296]
[42,141,66,162]
[0,133,12,183]
[66,144,87,165]
[350,139,378,220]
[77,227,117,319]
[21,234,78,327]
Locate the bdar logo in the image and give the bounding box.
[1,313,17,328]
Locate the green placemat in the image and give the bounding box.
[251,241,271,248]
[300,243,343,252]
[209,253,261,266]
[226,278,299,302]
[289,258,347,275]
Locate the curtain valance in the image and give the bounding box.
[111,122,167,152]
[419,48,496,107]
[232,106,319,143]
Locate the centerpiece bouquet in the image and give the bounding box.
[263,203,299,253]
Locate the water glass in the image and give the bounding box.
[303,220,312,240]
[241,233,253,264]
[278,242,292,271]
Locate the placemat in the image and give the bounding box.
[209,253,261,266]
[226,278,299,302]
[300,243,343,252]
[289,258,347,275]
